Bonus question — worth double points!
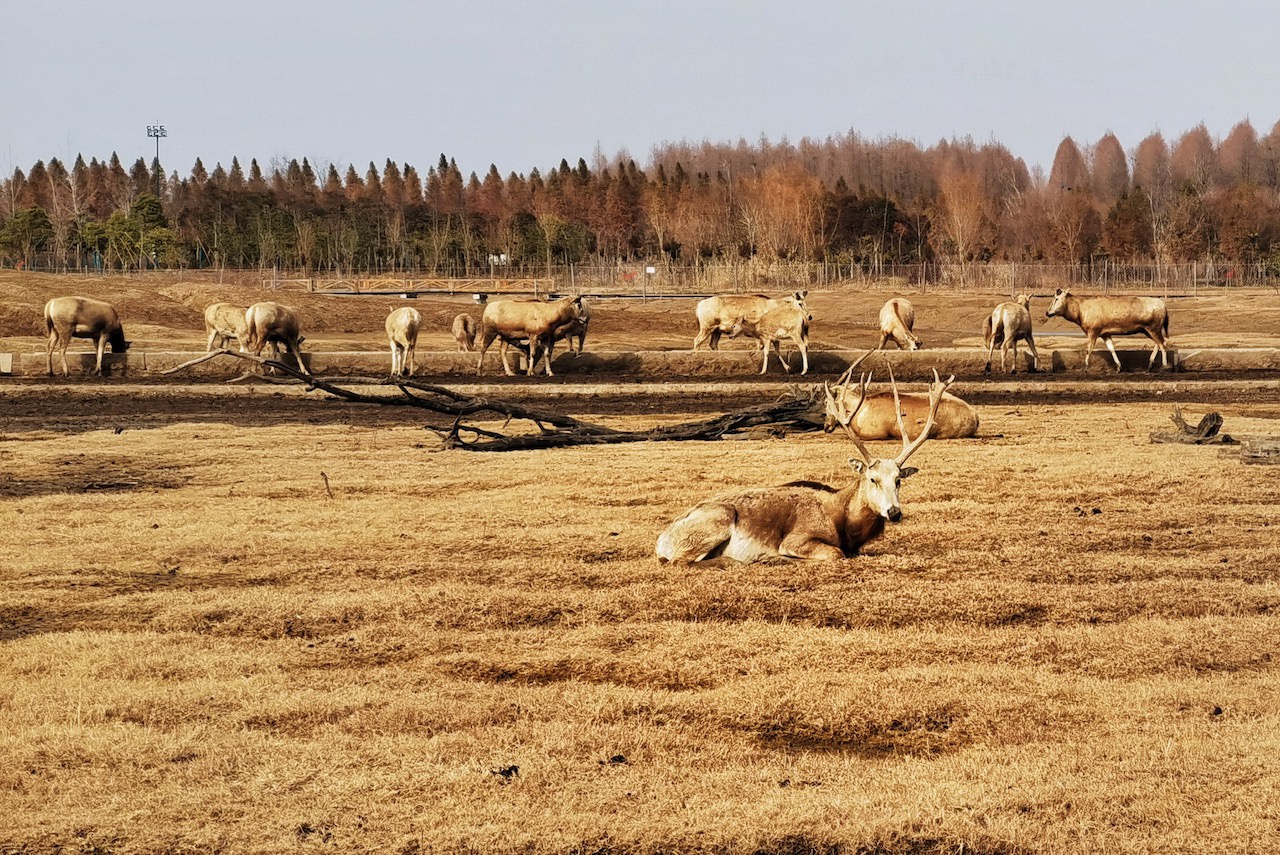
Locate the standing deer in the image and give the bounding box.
[729,295,812,374]
[983,293,1039,373]
[656,369,953,563]
[476,296,583,376]
[386,306,422,377]
[1045,288,1169,372]
[244,301,307,374]
[693,291,808,351]
[452,313,478,351]
[44,297,130,377]
[204,302,249,352]
[877,298,922,350]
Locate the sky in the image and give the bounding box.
[5,0,1279,183]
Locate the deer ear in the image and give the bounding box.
[847,457,866,474]
[899,466,919,479]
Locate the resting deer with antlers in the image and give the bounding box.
[656,369,954,563]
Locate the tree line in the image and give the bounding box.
[3,118,1280,275]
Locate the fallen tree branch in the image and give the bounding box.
[160,348,829,450]
[1150,405,1237,445]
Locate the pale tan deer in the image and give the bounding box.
[982,293,1038,373]
[476,296,583,376]
[728,294,812,374]
[244,301,306,374]
[821,366,978,438]
[386,306,422,377]
[877,298,922,350]
[1045,288,1169,371]
[44,296,130,376]
[204,302,248,352]
[693,291,808,351]
[656,370,953,563]
[452,313,478,351]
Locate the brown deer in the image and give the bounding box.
[693,291,808,351]
[44,296,130,376]
[821,366,978,438]
[656,369,953,563]
[1045,288,1169,371]
[728,294,812,374]
[983,293,1039,373]
[877,298,922,350]
[476,296,583,376]
[386,306,422,377]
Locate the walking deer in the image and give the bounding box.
[386,306,422,377]
[1045,288,1169,371]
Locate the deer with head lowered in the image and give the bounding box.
[656,369,953,563]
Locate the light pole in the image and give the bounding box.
[146,122,167,199]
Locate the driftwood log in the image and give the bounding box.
[161,349,827,451]
[1149,405,1236,445]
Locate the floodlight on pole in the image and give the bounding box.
[146,122,167,199]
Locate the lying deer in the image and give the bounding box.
[656,369,954,563]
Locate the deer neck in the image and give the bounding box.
[833,480,888,555]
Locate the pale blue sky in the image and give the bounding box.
[4,1,1277,181]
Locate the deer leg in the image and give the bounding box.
[759,339,771,374]
[475,332,497,376]
[1025,335,1039,373]
[775,340,791,374]
[46,330,57,376]
[407,342,416,376]
[797,336,808,375]
[94,334,106,376]
[1083,334,1097,370]
[778,535,844,561]
[984,333,997,373]
[541,336,555,376]
[1103,337,1123,372]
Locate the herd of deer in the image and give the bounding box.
[39,288,1175,566]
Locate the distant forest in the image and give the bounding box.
[3,119,1279,275]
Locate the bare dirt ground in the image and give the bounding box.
[2,273,1280,853]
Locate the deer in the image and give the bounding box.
[476,295,583,376]
[386,306,422,377]
[728,295,812,374]
[656,369,953,563]
[452,313,478,352]
[821,365,978,438]
[43,296,130,376]
[983,293,1039,373]
[244,301,307,375]
[204,302,249,352]
[1045,288,1169,372]
[553,298,591,353]
[877,298,922,350]
[693,291,809,351]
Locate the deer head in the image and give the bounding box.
[1046,288,1070,318]
[822,367,954,522]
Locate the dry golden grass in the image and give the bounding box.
[2,385,1280,853]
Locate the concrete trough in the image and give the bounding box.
[3,346,1279,379]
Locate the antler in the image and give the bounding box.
[824,369,875,464]
[892,367,955,466]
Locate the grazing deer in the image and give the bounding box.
[244,301,307,374]
[452,313,478,351]
[476,296,583,376]
[877,298,922,350]
[693,291,809,351]
[729,295,813,374]
[1045,288,1169,372]
[386,306,422,377]
[983,293,1039,373]
[554,298,591,353]
[44,296,130,376]
[821,366,978,438]
[656,369,953,563]
[204,302,249,352]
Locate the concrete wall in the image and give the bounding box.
[5,346,1280,379]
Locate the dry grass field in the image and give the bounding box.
[2,379,1280,854]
